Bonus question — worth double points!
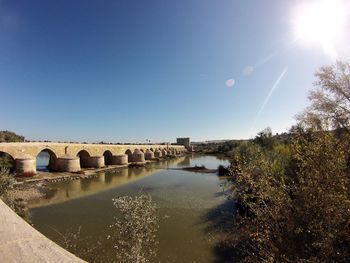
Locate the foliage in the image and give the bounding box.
[297,61,350,131]
[222,61,350,262]
[52,226,104,263]
[54,193,159,263]
[0,154,14,169]
[228,130,350,262]
[109,193,159,263]
[253,127,276,150]
[195,140,248,156]
[0,130,25,142]
[0,130,23,171]
[0,171,30,222]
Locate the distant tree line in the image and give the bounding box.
[0,130,24,143]
[0,131,25,171]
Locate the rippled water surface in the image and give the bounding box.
[30,154,232,263]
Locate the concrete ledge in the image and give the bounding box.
[0,199,86,263]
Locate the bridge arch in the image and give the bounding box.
[77,149,91,168]
[0,151,15,173]
[36,148,58,171]
[103,150,113,165]
[125,149,132,162]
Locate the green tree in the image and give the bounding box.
[297,61,350,132]
[253,127,276,150]
[230,131,350,262]
[0,130,25,142]
[226,62,350,262]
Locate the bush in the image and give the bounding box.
[0,171,30,222]
[228,131,350,262]
[109,193,159,263]
[217,165,228,176]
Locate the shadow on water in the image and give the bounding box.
[201,194,238,263]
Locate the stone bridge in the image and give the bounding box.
[0,142,186,175]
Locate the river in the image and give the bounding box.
[29,154,234,262]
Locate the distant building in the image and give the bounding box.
[176,137,190,148]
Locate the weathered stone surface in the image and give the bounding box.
[88,156,105,168]
[57,157,81,172]
[144,149,154,160]
[132,149,145,163]
[15,158,36,175]
[0,142,184,159]
[111,155,128,165]
[154,149,162,158]
[0,199,86,262]
[0,142,185,174]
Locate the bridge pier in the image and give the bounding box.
[89,156,105,168]
[111,155,128,165]
[132,149,145,163]
[145,149,154,160]
[0,143,187,176]
[15,158,36,175]
[57,157,81,172]
[154,149,162,158]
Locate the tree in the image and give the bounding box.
[0,130,25,142]
[224,62,350,262]
[297,61,350,131]
[253,127,275,149]
[229,131,350,262]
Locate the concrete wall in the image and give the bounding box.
[0,199,86,262]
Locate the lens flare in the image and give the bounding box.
[293,0,347,58]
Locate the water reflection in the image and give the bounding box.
[30,155,231,263]
[29,155,193,208]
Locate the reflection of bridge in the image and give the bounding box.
[0,142,186,175]
[29,156,189,208]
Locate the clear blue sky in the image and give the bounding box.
[1,0,349,142]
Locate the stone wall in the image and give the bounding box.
[0,142,186,175]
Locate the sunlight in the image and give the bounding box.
[293,0,347,58]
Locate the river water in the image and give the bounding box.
[29,154,233,263]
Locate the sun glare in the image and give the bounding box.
[293,0,347,58]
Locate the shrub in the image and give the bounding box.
[0,171,30,222]
[109,193,159,263]
[229,131,350,262]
